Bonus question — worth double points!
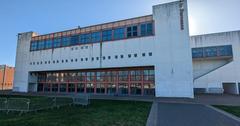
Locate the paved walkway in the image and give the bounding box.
[156,102,240,126]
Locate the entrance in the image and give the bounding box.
[222,83,238,95]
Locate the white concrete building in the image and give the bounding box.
[13,1,195,98]
[191,30,240,95]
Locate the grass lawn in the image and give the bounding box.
[213,105,240,117]
[0,95,151,126]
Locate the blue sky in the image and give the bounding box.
[0,0,240,66]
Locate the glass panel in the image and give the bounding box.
[96,83,105,94]
[45,39,53,49]
[102,30,112,41]
[114,28,125,40]
[70,35,79,45]
[80,34,91,44]
[107,83,116,94]
[60,83,67,92]
[77,83,85,93]
[86,83,94,93]
[38,40,45,50]
[37,83,43,92]
[68,83,75,93]
[52,84,58,92]
[61,36,71,47]
[130,83,142,95]
[43,84,51,92]
[30,41,38,51]
[91,32,101,42]
[118,71,128,81]
[144,83,155,95]
[118,83,128,95]
[53,37,61,48]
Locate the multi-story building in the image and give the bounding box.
[0,65,14,90]
[13,1,194,98]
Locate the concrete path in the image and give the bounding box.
[157,103,240,126]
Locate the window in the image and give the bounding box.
[80,34,91,44]
[149,52,152,56]
[91,32,101,42]
[120,55,124,58]
[134,54,137,57]
[141,23,153,36]
[85,58,88,61]
[108,56,111,60]
[114,28,125,40]
[68,83,75,93]
[30,41,38,51]
[61,36,70,47]
[60,84,67,92]
[96,57,99,60]
[81,58,83,61]
[102,30,112,41]
[75,59,78,62]
[65,59,68,63]
[53,37,61,48]
[38,40,45,50]
[92,57,94,61]
[77,83,85,93]
[103,56,106,60]
[71,59,73,62]
[115,55,118,59]
[45,39,53,49]
[127,25,138,38]
[70,35,79,45]
[142,53,146,57]
[128,54,131,58]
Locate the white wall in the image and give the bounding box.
[191,31,240,92]
[153,0,193,98]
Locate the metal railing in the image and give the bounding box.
[0,95,90,114]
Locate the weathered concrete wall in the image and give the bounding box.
[191,31,240,94]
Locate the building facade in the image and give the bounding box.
[0,65,14,90]
[13,1,194,98]
[191,30,240,95]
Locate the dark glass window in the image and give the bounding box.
[30,41,38,51]
[149,52,152,56]
[52,84,58,92]
[68,83,75,93]
[141,23,153,36]
[70,35,79,45]
[102,30,112,41]
[38,40,45,50]
[127,25,138,38]
[53,37,61,48]
[45,39,53,49]
[80,34,91,44]
[77,83,85,93]
[60,84,67,92]
[61,36,70,47]
[142,53,146,57]
[120,55,124,58]
[108,56,111,59]
[114,28,125,40]
[91,32,101,42]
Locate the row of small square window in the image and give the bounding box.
[30,52,152,65]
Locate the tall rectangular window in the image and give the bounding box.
[127,25,138,38]
[53,37,61,48]
[45,39,53,49]
[102,30,112,41]
[70,35,79,45]
[61,36,70,47]
[91,32,101,42]
[80,34,91,44]
[38,40,45,50]
[30,41,38,51]
[141,23,153,36]
[114,28,125,40]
